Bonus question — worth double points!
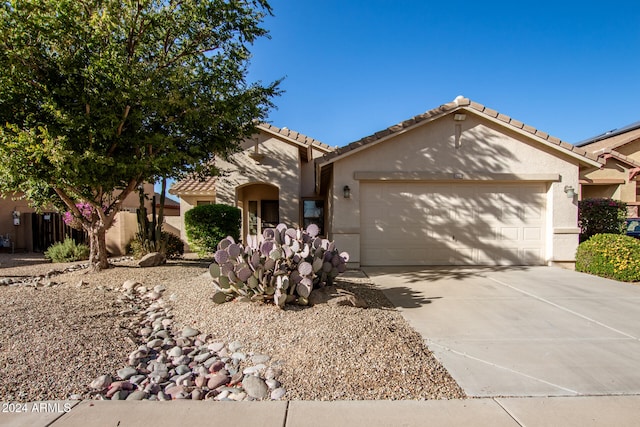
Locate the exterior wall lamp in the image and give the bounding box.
[564,185,576,199]
[343,185,351,199]
[12,209,21,226]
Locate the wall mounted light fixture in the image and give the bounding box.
[12,209,20,226]
[343,185,351,199]
[564,185,576,199]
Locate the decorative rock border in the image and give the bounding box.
[89,279,286,401]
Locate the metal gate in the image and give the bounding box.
[31,212,88,252]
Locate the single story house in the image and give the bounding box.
[170,96,604,267]
[576,122,640,217]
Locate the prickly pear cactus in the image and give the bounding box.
[209,223,349,308]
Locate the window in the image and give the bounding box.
[303,199,324,235]
[261,200,279,229]
[196,200,212,206]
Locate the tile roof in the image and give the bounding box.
[599,149,640,169]
[168,176,216,196]
[576,123,640,153]
[575,121,640,147]
[318,96,602,166]
[170,124,332,196]
[257,123,334,152]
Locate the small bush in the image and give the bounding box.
[44,237,90,263]
[575,233,640,282]
[578,198,627,242]
[127,232,185,259]
[184,204,241,257]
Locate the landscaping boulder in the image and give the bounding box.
[138,252,166,267]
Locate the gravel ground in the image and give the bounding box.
[0,253,465,402]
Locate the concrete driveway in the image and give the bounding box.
[364,266,640,397]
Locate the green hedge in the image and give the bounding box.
[578,198,627,242]
[575,233,640,282]
[184,204,241,257]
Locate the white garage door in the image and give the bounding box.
[360,182,546,266]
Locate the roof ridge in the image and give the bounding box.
[319,96,601,164]
[257,123,333,151]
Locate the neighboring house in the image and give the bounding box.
[171,97,604,267]
[0,183,164,255]
[169,123,335,244]
[575,122,640,217]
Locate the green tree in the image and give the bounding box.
[0,0,279,270]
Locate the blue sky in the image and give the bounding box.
[247,0,640,147]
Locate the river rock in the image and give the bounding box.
[207,373,230,390]
[228,341,243,352]
[208,342,225,353]
[181,326,199,338]
[243,375,269,399]
[122,280,140,291]
[117,367,138,380]
[126,390,147,400]
[168,346,183,358]
[89,374,112,390]
[271,388,286,400]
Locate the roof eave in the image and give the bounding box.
[256,124,334,154]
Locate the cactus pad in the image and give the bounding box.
[208,223,349,309]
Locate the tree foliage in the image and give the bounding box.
[578,198,627,242]
[0,0,280,269]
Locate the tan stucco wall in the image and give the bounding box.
[215,135,301,228]
[0,195,37,251]
[329,113,582,265]
[580,160,635,202]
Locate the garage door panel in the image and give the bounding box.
[360,182,546,266]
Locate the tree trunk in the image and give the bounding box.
[155,177,167,245]
[87,224,109,271]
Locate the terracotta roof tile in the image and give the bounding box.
[169,176,216,196]
[509,119,524,129]
[257,123,333,152]
[600,149,640,169]
[497,113,510,123]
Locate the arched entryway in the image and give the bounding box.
[236,183,279,240]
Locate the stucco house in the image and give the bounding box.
[0,183,179,255]
[576,122,640,217]
[169,124,335,240]
[170,97,604,267]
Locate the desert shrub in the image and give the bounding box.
[44,237,90,263]
[575,233,640,282]
[184,204,241,257]
[578,198,627,242]
[127,231,184,259]
[210,223,349,308]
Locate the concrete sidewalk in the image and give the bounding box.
[3,397,640,427]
